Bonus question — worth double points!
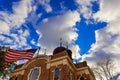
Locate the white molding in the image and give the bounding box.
[27,67,41,80]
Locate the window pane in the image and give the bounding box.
[80,76,85,80]
[54,68,60,80]
[29,68,39,80]
[15,77,18,80]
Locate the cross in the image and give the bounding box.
[60,38,62,47]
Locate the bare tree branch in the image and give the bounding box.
[92,57,114,80]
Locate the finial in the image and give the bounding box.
[66,41,68,49]
[60,38,62,47]
[75,54,77,64]
[44,49,47,55]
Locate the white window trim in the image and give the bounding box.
[28,67,41,80]
[53,68,60,80]
[69,71,72,80]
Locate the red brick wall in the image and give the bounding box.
[22,58,48,80]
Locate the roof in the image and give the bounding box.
[75,61,87,68]
[53,46,66,54]
[14,64,24,70]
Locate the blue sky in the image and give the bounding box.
[0,0,120,79]
[0,0,106,55]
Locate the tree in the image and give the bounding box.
[0,46,15,79]
[92,57,114,80]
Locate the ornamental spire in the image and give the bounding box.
[60,38,62,47]
[44,49,47,55]
[66,41,68,49]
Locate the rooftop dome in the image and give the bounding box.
[66,49,72,59]
[53,46,72,59]
[53,46,66,54]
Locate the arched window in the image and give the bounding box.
[29,68,40,80]
[80,76,85,80]
[54,68,60,80]
[69,72,72,80]
[9,78,12,80]
[15,77,18,80]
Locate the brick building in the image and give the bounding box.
[10,46,95,80]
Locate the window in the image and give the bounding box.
[15,77,19,80]
[69,72,72,80]
[29,68,40,80]
[80,76,85,80]
[15,77,18,80]
[9,78,12,80]
[54,68,60,80]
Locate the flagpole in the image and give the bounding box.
[36,47,40,58]
[34,47,40,67]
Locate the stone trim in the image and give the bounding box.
[47,54,76,71]
[27,67,41,80]
[10,69,25,78]
[23,55,49,68]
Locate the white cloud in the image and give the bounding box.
[34,11,81,58]
[9,0,33,28]
[42,18,48,23]
[82,0,120,78]
[0,0,34,49]
[0,35,13,45]
[10,29,30,49]
[37,0,52,12]
[22,29,30,37]
[94,0,120,22]
[0,0,33,29]
[118,76,120,80]
[31,39,36,45]
[0,29,30,49]
[76,0,96,19]
[71,45,81,59]
[0,20,10,33]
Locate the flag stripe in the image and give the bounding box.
[5,52,33,57]
[5,55,33,60]
[4,48,37,63]
[5,56,33,61]
[5,53,33,59]
[4,55,33,62]
[4,57,32,62]
[4,54,34,62]
[8,49,31,53]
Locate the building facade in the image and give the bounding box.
[10,46,95,80]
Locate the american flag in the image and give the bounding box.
[4,48,38,63]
